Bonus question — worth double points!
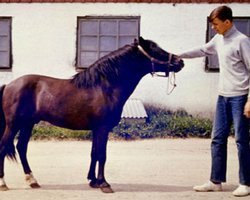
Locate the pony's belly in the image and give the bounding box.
[42,116,92,131]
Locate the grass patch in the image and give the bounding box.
[32,124,92,140]
[112,105,213,140]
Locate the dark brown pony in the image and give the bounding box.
[0,37,184,193]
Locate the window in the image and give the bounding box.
[0,17,12,69]
[205,17,250,72]
[76,16,140,69]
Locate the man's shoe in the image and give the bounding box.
[232,185,250,197]
[193,181,222,192]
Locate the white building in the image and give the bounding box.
[0,0,249,118]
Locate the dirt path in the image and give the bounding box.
[0,138,248,200]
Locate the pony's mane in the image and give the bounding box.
[71,44,136,88]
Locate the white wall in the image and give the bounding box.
[0,3,249,118]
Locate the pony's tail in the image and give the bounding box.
[0,85,16,161]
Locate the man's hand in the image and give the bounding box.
[244,99,250,118]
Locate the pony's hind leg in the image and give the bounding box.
[0,156,8,191]
[0,124,8,191]
[17,124,40,189]
[0,125,18,191]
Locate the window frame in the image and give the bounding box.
[205,16,250,72]
[76,16,140,69]
[0,17,12,70]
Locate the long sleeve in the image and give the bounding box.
[239,37,250,97]
[178,36,217,59]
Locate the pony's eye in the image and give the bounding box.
[151,43,158,49]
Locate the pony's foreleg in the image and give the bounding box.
[88,133,98,188]
[88,129,113,193]
[17,125,40,189]
[96,130,113,193]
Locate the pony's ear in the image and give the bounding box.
[139,36,145,45]
[134,38,139,46]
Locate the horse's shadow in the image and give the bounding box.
[41,183,191,193]
[40,183,238,193]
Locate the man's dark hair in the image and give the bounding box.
[209,6,233,22]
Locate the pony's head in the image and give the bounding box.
[135,37,184,77]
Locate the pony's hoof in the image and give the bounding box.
[99,182,114,193]
[25,173,40,189]
[30,182,41,189]
[0,178,8,191]
[100,186,114,193]
[0,184,9,191]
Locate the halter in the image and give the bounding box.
[137,45,172,67]
[137,45,177,95]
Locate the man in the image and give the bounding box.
[178,6,250,197]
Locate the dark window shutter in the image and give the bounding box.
[0,18,11,69]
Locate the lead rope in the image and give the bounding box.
[167,72,177,95]
[151,54,177,95]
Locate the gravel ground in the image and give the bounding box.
[0,137,248,200]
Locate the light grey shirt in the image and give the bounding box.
[178,25,250,98]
